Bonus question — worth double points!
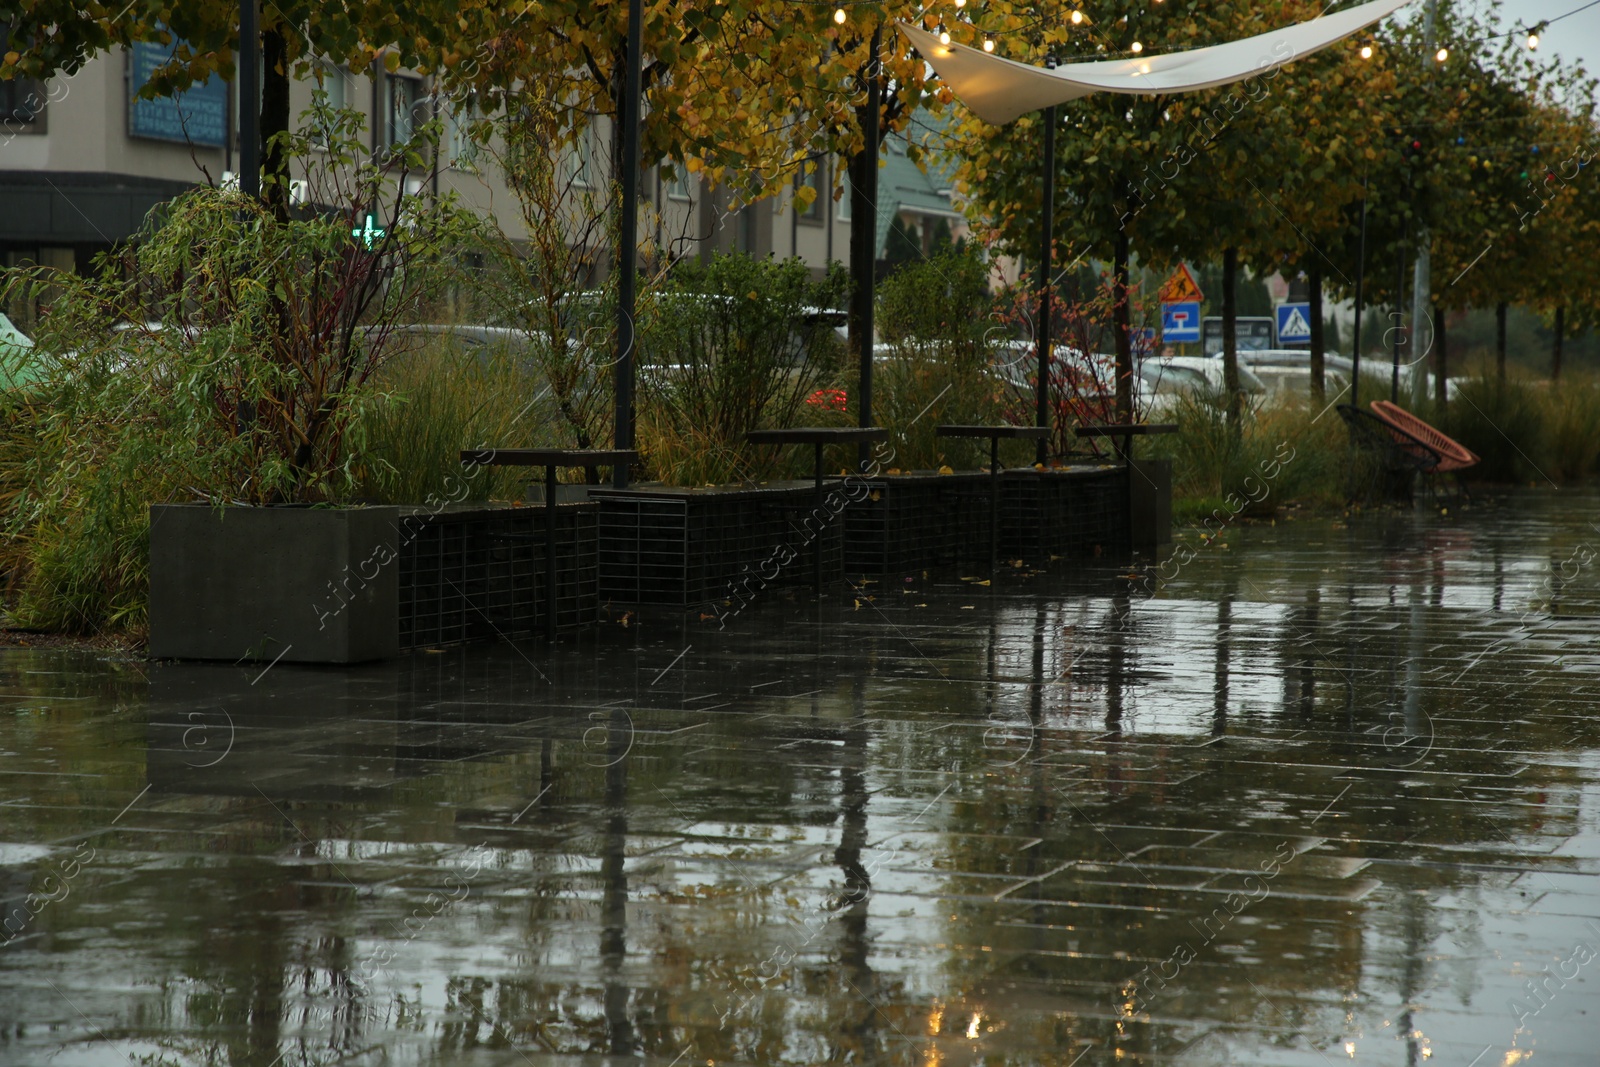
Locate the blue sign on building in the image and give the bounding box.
[128,40,227,147]
[1161,301,1201,343]
[1275,302,1313,346]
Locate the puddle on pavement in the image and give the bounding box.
[2,489,1600,1066]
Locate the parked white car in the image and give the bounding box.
[1203,350,1350,396]
[1137,356,1267,417]
[983,341,1121,396]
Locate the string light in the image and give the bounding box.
[833,6,845,23]
[1360,44,1373,58]
[983,34,995,52]
[1527,32,1540,48]
[1071,9,1084,24]
[955,0,967,7]
[1130,40,1143,52]
[939,25,951,45]
[1435,47,1448,61]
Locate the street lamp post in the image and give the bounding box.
[1351,185,1368,400]
[613,0,643,489]
[855,23,883,474]
[239,0,259,197]
[1035,101,1056,467]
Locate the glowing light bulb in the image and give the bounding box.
[982,36,995,52]
[955,0,967,7]
[1436,47,1448,61]
[1130,40,1143,52]
[1071,9,1084,24]
[1528,33,1539,49]
[833,6,846,23]
[1360,44,1373,59]
[939,27,951,44]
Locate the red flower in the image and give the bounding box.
[806,388,848,412]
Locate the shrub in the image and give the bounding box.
[471,102,618,454]
[873,246,1010,471]
[0,106,467,634]
[1148,390,1358,517]
[1435,376,1547,483]
[636,254,848,485]
[1542,376,1600,481]
[352,337,553,505]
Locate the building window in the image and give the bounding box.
[1,78,48,132]
[566,127,599,188]
[664,165,692,201]
[310,61,347,147]
[386,74,425,147]
[797,161,823,222]
[445,97,480,170]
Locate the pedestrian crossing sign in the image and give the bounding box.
[1275,302,1312,345]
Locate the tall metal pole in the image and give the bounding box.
[1409,0,1438,406]
[1035,103,1056,467]
[239,0,259,197]
[1351,186,1367,402]
[612,0,643,489]
[856,24,883,473]
[1391,233,1405,403]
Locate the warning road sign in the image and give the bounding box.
[1275,302,1312,346]
[1158,264,1205,305]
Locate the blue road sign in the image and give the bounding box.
[1276,302,1313,345]
[1162,301,1201,343]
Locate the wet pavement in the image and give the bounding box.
[3,488,1600,1066]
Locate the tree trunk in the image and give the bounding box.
[846,28,883,460]
[261,25,292,220]
[1553,306,1565,381]
[846,143,875,436]
[1113,218,1132,423]
[1434,305,1447,410]
[1308,259,1324,405]
[1222,247,1240,429]
[1496,301,1508,381]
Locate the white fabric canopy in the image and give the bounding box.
[899,0,1411,126]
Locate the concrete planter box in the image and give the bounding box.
[149,504,399,664]
[1128,458,1173,550]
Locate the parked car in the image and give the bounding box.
[1203,350,1350,396]
[984,341,1119,394]
[1138,356,1266,416]
[1144,354,1267,392]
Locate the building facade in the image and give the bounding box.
[0,49,896,283]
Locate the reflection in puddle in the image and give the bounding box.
[1,491,1599,1065]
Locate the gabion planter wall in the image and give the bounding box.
[842,472,992,575]
[148,502,601,665]
[397,503,598,648]
[593,483,844,607]
[1002,465,1130,560]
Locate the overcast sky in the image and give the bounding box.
[1477,0,1600,75]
